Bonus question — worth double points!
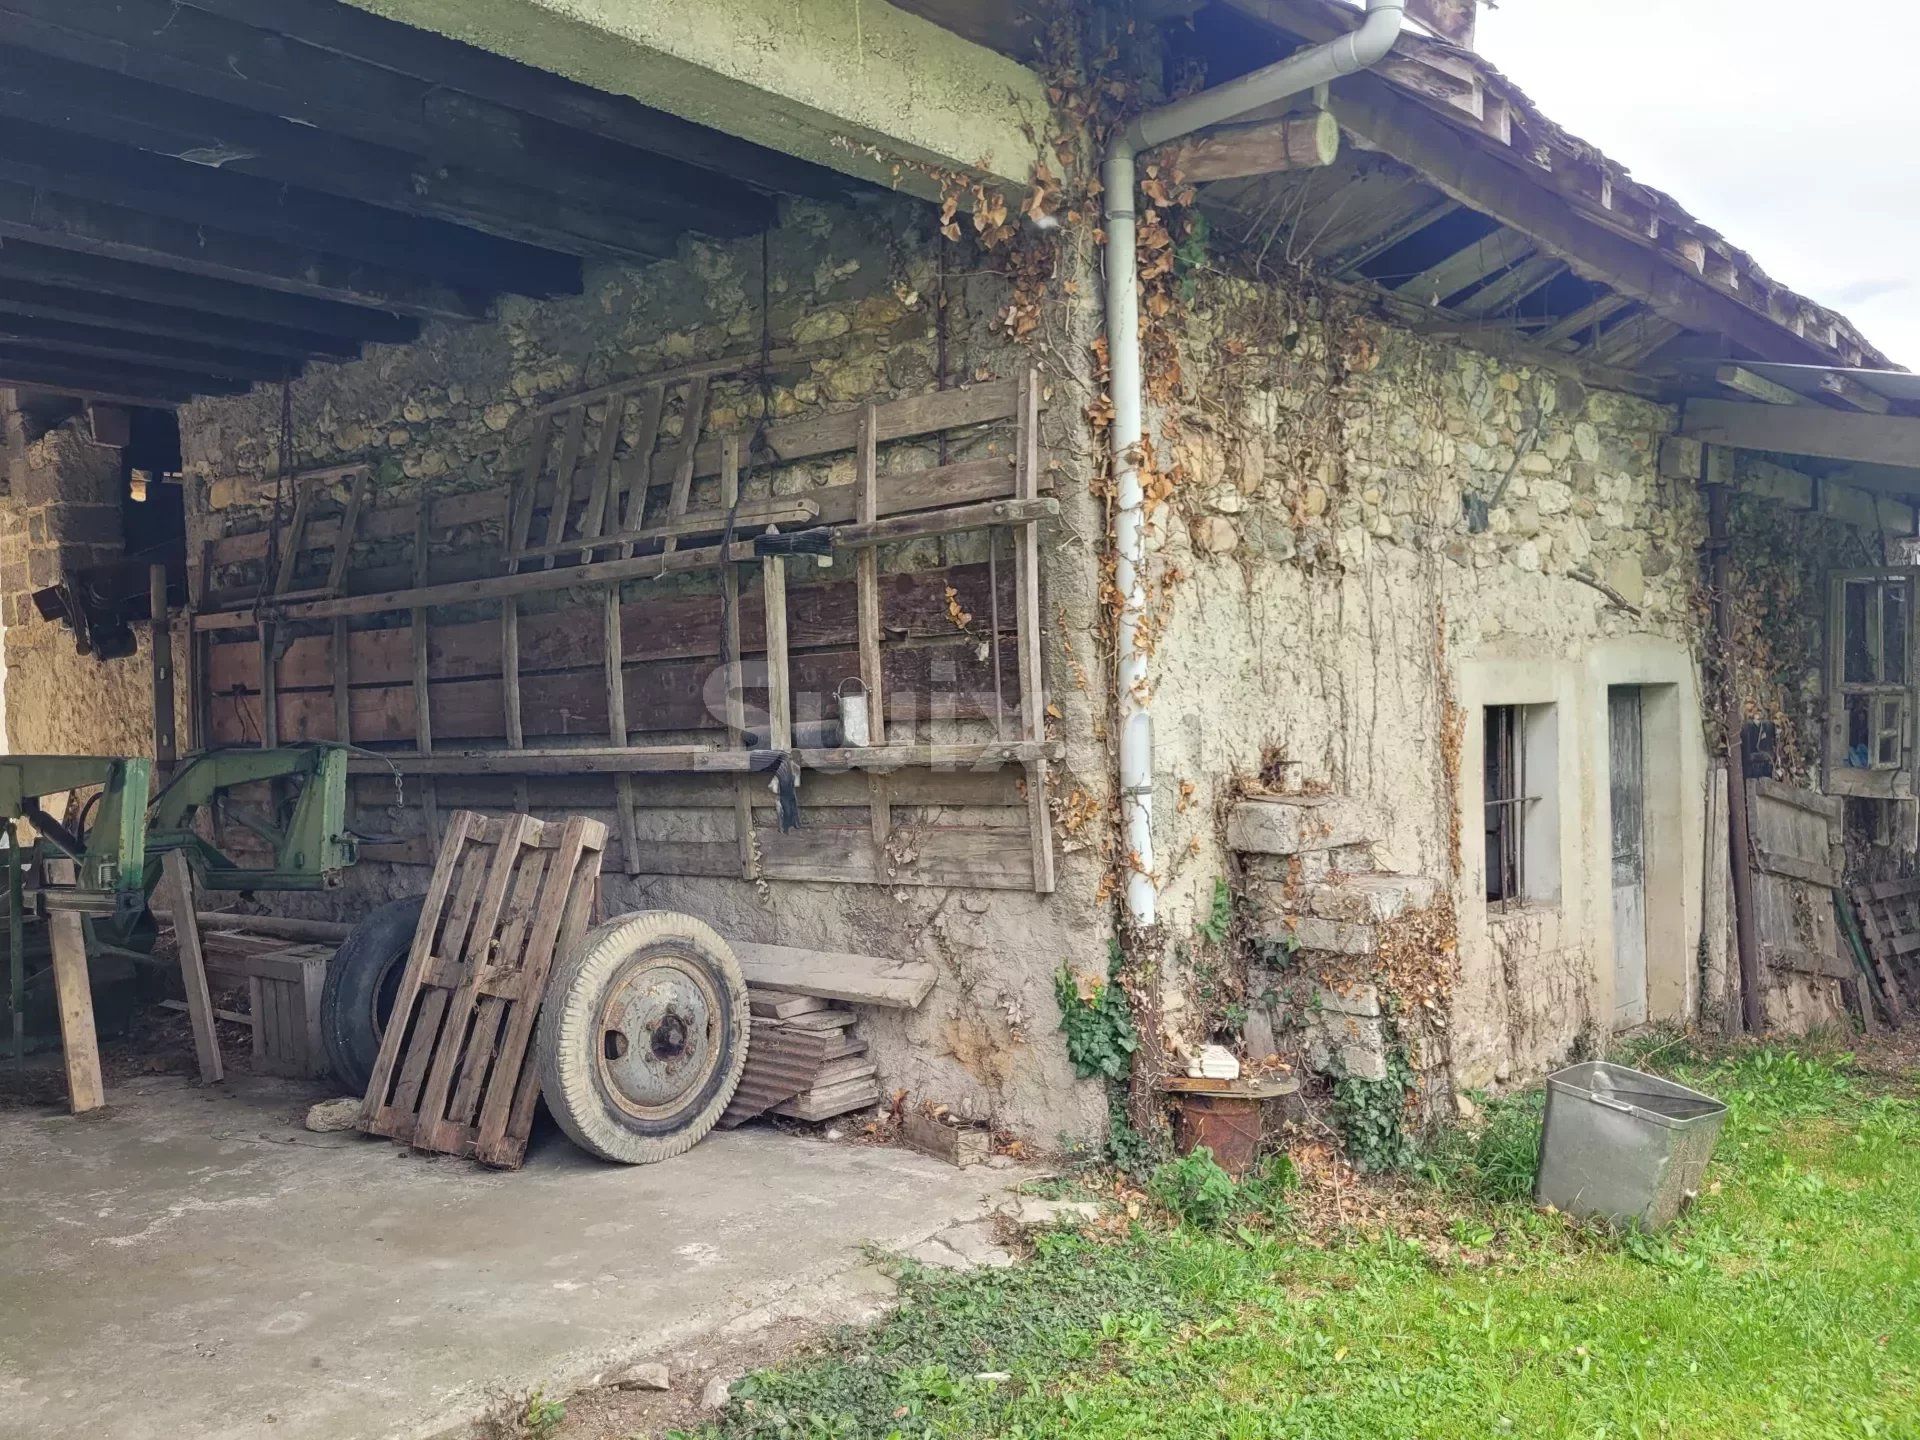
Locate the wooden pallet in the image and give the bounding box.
[359,809,607,1168]
[1849,877,1920,1025]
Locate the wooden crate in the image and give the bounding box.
[359,810,606,1168]
[202,935,333,1079]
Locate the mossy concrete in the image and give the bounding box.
[340,0,1048,192]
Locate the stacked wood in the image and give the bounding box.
[718,989,878,1127]
[1848,878,1920,1025]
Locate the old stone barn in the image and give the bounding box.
[4,0,1920,1154]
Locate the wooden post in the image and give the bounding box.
[721,437,754,876]
[47,910,105,1113]
[763,549,792,751]
[855,403,891,856]
[413,497,439,846]
[1013,368,1055,893]
[7,825,24,1071]
[158,849,222,1084]
[149,563,175,776]
[1707,480,1764,1033]
[539,407,587,569]
[605,584,642,874]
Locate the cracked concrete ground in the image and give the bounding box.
[0,1074,1025,1440]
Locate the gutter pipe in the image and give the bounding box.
[1102,0,1405,929]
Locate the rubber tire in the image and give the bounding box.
[320,895,425,1094]
[535,909,749,1164]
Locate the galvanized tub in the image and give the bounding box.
[1534,1061,1726,1230]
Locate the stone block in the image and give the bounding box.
[1306,874,1436,924]
[43,503,123,547]
[1287,916,1378,956]
[1227,796,1385,856]
[1313,980,1381,1018]
[26,549,60,586]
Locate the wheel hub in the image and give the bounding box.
[595,952,723,1119]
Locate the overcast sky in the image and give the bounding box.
[1472,1,1919,369]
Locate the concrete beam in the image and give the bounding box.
[339,0,1049,197]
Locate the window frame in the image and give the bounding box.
[1825,567,1920,799]
[1484,704,1534,907]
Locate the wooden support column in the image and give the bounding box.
[661,374,711,558]
[616,384,665,558]
[149,563,175,775]
[714,437,755,877]
[257,620,280,747]
[46,910,105,1113]
[503,415,549,820]
[578,393,627,560]
[605,583,642,875]
[855,403,891,858]
[763,549,793,751]
[412,497,439,846]
[1013,368,1055,893]
[327,466,370,746]
[158,849,222,1084]
[1706,477,1764,1033]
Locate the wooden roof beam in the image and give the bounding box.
[0,0,793,234]
[1820,372,1893,415]
[1713,364,1805,407]
[0,48,737,264]
[1393,227,1533,306]
[1326,79,1834,363]
[0,279,363,361]
[0,118,581,298]
[0,243,416,345]
[1535,294,1634,349]
[0,177,489,323]
[0,314,299,384]
[1156,111,1340,183]
[1682,398,1920,469]
[0,350,248,405]
[1452,253,1565,318]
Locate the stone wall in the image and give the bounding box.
[0,413,159,760]
[177,194,1114,1143]
[1145,273,1713,1095]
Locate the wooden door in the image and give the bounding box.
[1609,687,1648,1027]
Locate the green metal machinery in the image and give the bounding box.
[1,743,357,1061]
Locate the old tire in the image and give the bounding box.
[534,910,749,1164]
[321,895,424,1094]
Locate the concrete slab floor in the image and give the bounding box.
[0,1075,1025,1440]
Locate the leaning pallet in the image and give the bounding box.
[359,810,607,1168]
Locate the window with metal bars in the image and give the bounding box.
[1485,704,1532,905]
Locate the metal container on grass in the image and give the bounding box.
[1534,1061,1726,1230]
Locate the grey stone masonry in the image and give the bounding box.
[1226,795,1389,856]
[1,417,123,628]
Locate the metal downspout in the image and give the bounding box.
[1102,0,1405,929]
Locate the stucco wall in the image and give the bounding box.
[178,194,1113,1143]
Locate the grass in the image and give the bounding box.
[671,1039,1920,1439]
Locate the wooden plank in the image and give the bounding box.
[1013,368,1055,895]
[730,941,936,1008]
[1764,942,1853,982]
[688,379,1018,481]
[1684,398,1920,470]
[332,615,353,744]
[149,562,175,773]
[412,497,439,845]
[854,402,892,859]
[719,435,754,877]
[762,553,793,751]
[159,849,222,1085]
[1394,227,1534,305]
[1752,848,1840,890]
[1714,364,1805,408]
[325,465,373,595]
[605,584,642,876]
[344,740,1058,777]
[575,392,627,560]
[749,990,831,1019]
[661,374,710,557]
[772,1077,881,1122]
[539,407,588,570]
[46,910,105,1113]
[512,497,819,562]
[617,384,665,559]
[1752,777,1844,821]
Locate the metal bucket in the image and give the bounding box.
[836,679,871,747]
[1535,1061,1727,1230]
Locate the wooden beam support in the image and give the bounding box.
[0,240,418,344]
[1713,363,1805,408]
[0,353,232,406]
[604,583,642,876]
[0,45,741,264]
[0,175,489,323]
[1394,227,1533,306]
[1327,80,1835,362]
[1451,253,1564,319]
[0,312,298,383]
[158,850,223,1084]
[46,910,105,1112]
[720,436,755,878]
[0,116,580,298]
[0,278,356,361]
[1153,110,1339,183]
[344,740,1062,778]
[1012,368,1055,894]
[1535,294,1634,350]
[1820,371,1892,415]
[1682,399,1920,470]
[854,403,891,858]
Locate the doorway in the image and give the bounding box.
[1608,686,1649,1027]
